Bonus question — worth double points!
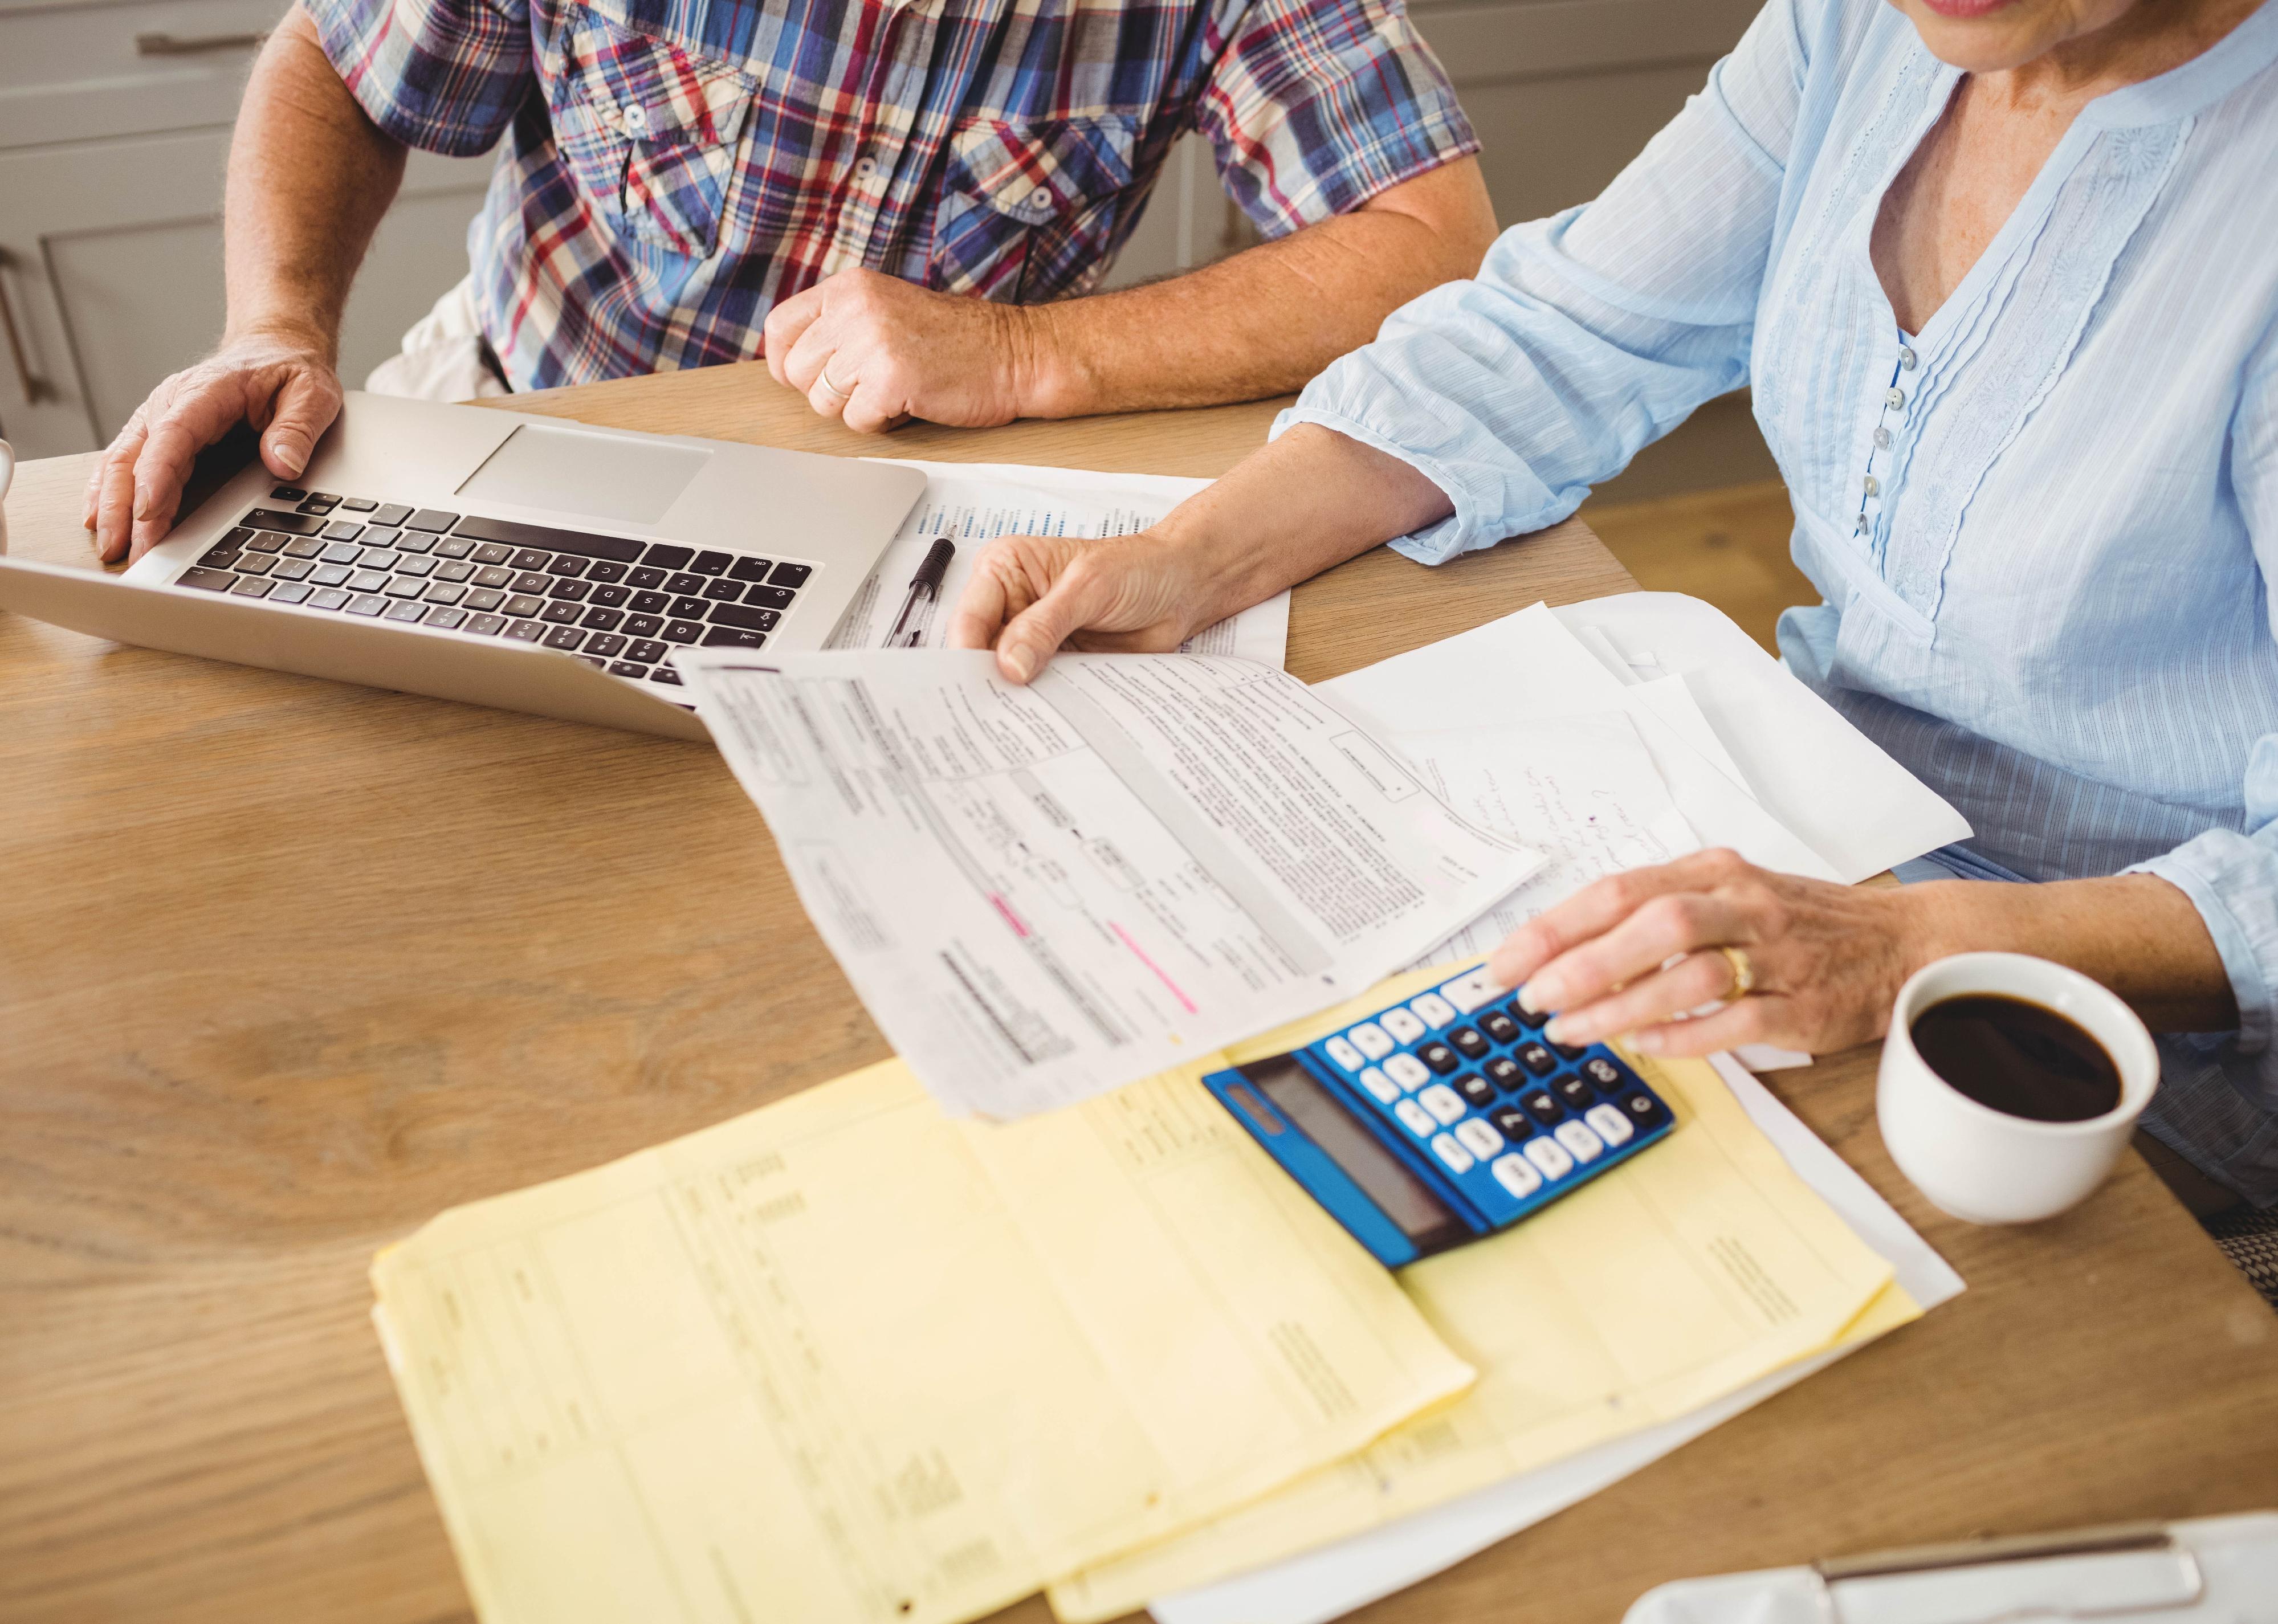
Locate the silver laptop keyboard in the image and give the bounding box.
[171,485,812,688]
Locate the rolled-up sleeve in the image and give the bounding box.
[1273,0,1810,562]
[2129,322,2278,1060]
[302,0,534,158]
[1197,0,1478,234]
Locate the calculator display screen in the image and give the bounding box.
[1238,1055,1470,1251]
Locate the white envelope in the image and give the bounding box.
[1554,594,1971,883]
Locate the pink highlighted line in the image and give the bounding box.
[988,894,1030,938]
[1112,922,1196,1014]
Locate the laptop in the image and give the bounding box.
[0,391,926,741]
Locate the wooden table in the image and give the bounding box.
[2,367,2272,1624]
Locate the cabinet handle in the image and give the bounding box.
[134,29,267,55]
[0,251,55,405]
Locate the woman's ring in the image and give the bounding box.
[1717,944,1757,999]
[817,365,854,403]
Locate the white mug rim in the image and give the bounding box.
[1889,950,2157,1136]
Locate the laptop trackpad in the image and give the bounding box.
[457,422,710,525]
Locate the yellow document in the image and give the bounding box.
[371,1055,1473,1624]
[1046,981,1906,1622]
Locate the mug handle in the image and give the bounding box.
[0,437,13,554]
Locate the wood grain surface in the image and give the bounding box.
[2,364,2272,1624]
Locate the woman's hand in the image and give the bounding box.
[946,528,1227,682]
[1486,849,1926,1058]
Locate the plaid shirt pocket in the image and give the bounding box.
[930,116,1138,301]
[546,10,757,260]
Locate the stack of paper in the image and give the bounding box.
[372,966,1933,1624]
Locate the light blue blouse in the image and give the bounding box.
[1278,0,2278,1201]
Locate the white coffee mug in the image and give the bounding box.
[0,436,13,554]
[1877,951,2159,1225]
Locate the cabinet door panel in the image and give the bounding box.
[0,133,488,456]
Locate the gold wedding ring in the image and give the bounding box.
[1717,944,1757,999]
[817,365,854,403]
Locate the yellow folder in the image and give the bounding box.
[372,968,1906,1624]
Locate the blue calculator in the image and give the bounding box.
[1204,965,1677,1267]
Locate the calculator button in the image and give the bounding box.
[1586,1103,1636,1146]
[1429,1133,1475,1175]
[1418,1084,1467,1125]
[1449,1027,1490,1060]
[1521,1090,1564,1127]
[1523,1136,1576,1181]
[1409,993,1458,1027]
[1506,999,1544,1031]
[1490,1106,1534,1141]
[1548,1038,1590,1062]
[1455,1074,1494,1109]
[1349,1022,1396,1060]
[1384,1054,1431,1091]
[1554,1074,1594,1111]
[1455,1118,1503,1158]
[1394,1099,1436,1137]
[1379,1007,1427,1044]
[1555,1121,1605,1163]
[1324,1037,1366,1072]
[1584,1055,1632,1092]
[1438,969,1504,1014]
[1359,1067,1400,1104]
[1419,1042,1460,1075]
[1516,1042,1558,1077]
[1492,1153,1543,1199]
[1485,1056,1525,1090]
[1624,1091,1670,1128]
[1481,1010,1521,1045]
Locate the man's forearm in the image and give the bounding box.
[224,6,407,357]
[1019,157,1497,416]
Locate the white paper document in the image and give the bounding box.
[1150,1052,1964,1624]
[1392,713,1701,966]
[678,649,1545,1119]
[1554,594,1973,882]
[832,459,1291,666]
[1324,605,1841,883]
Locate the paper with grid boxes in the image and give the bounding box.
[369,1052,1472,1624]
[372,968,1899,1624]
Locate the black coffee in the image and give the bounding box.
[1909,994,2121,1122]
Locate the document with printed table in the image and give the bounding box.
[831,459,1290,665]
[372,969,1917,1624]
[1044,966,1906,1622]
[677,648,1543,1119]
[370,1053,1473,1624]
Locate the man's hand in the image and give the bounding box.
[84,330,343,564]
[763,268,1048,434]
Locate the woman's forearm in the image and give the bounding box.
[1897,872,2236,1033]
[1155,423,1456,628]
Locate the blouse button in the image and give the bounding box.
[622,103,648,133]
[1029,185,1054,209]
[1898,345,1917,370]
[1885,386,1906,410]
[1873,426,1892,450]
[853,155,878,179]
[1863,475,1880,497]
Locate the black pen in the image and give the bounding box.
[887,536,956,647]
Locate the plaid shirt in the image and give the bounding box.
[307,0,1477,391]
